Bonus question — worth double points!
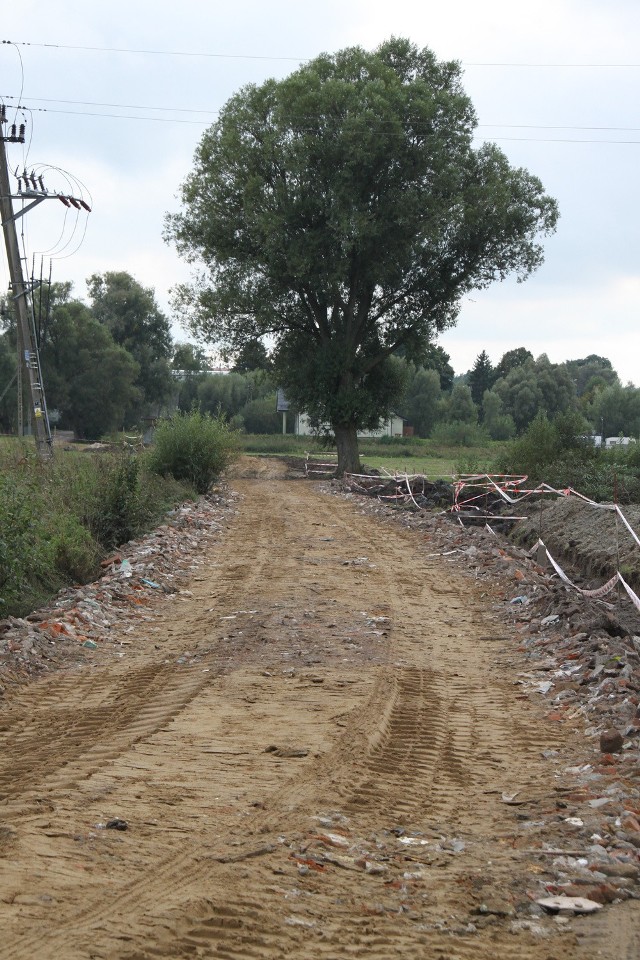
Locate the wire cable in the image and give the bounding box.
[5,94,640,133]
[1,39,306,62]
[6,39,640,68]
[3,100,640,142]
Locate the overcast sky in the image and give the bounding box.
[2,1,639,384]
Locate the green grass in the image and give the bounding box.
[359,455,458,477]
[237,433,499,477]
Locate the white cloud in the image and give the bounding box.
[441,274,640,383]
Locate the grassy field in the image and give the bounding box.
[238,433,499,477]
[2,432,499,479]
[359,455,462,478]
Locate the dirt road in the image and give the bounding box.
[0,460,638,958]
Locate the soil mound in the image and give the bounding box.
[511,497,640,591]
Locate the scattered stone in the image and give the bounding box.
[600,729,624,754]
[0,489,237,686]
[475,899,516,918]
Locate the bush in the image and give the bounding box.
[0,463,100,615]
[147,410,239,494]
[431,421,489,447]
[495,412,640,502]
[237,395,282,433]
[87,454,151,549]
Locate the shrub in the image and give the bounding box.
[0,465,100,615]
[431,421,489,447]
[88,454,150,549]
[147,409,239,494]
[495,412,640,502]
[237,395,282,433]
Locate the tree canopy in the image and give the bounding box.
[182,40,556,470]
[40,283,141,439]
[87,271,174,419]
[468,350,495,412]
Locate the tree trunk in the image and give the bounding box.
[334,423,361,477]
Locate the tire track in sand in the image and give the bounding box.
[0,468,620,959]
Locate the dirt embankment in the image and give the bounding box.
[512,496,640,590]
[0,458,638,959]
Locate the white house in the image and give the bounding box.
[605,436,637,449]
[295,412,406,438]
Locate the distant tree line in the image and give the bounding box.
[174,343,639,443]
[393,347,638,443]
[0,272,281,441]
[1,271,637,443]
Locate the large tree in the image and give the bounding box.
[39,283,140,439]
[468,349,495,413]
[403,366,442,437]
[87,271,174,420]
[166,38,558,474]
[493,354,577,433]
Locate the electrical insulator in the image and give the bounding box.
[10,123,16,137]
[0,104,5,121]
[19,124,25,138]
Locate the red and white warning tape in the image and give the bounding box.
[536,538,640,613]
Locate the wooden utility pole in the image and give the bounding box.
[0,109,53,459]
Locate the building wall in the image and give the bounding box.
[295,413,405,438]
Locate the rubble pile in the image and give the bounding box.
[0,489,237,688]
[343,471,452,509]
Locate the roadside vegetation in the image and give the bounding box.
[496,412,640,504]
[147,409,239,494]
[0,411,238,618]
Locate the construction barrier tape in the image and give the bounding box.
[452,475,640,550]
[537,538,638,603]
[619,572,640,613]
[615,505,640,548]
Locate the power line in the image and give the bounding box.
[2,104,639,143]
[463,61,640,68]
[2,94,219,116]
[4,39,640,69]
[7,105,209,124]
[1,39,306,62]
[0,96,640,143]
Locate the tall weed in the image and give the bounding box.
[147,410,239,494]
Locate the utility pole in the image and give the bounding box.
[0,108,53,459]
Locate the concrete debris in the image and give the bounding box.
[536,895,602,914]
[600,728,625,754]
[0,489,237,688]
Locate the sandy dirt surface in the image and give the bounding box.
[0,458,638,959]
